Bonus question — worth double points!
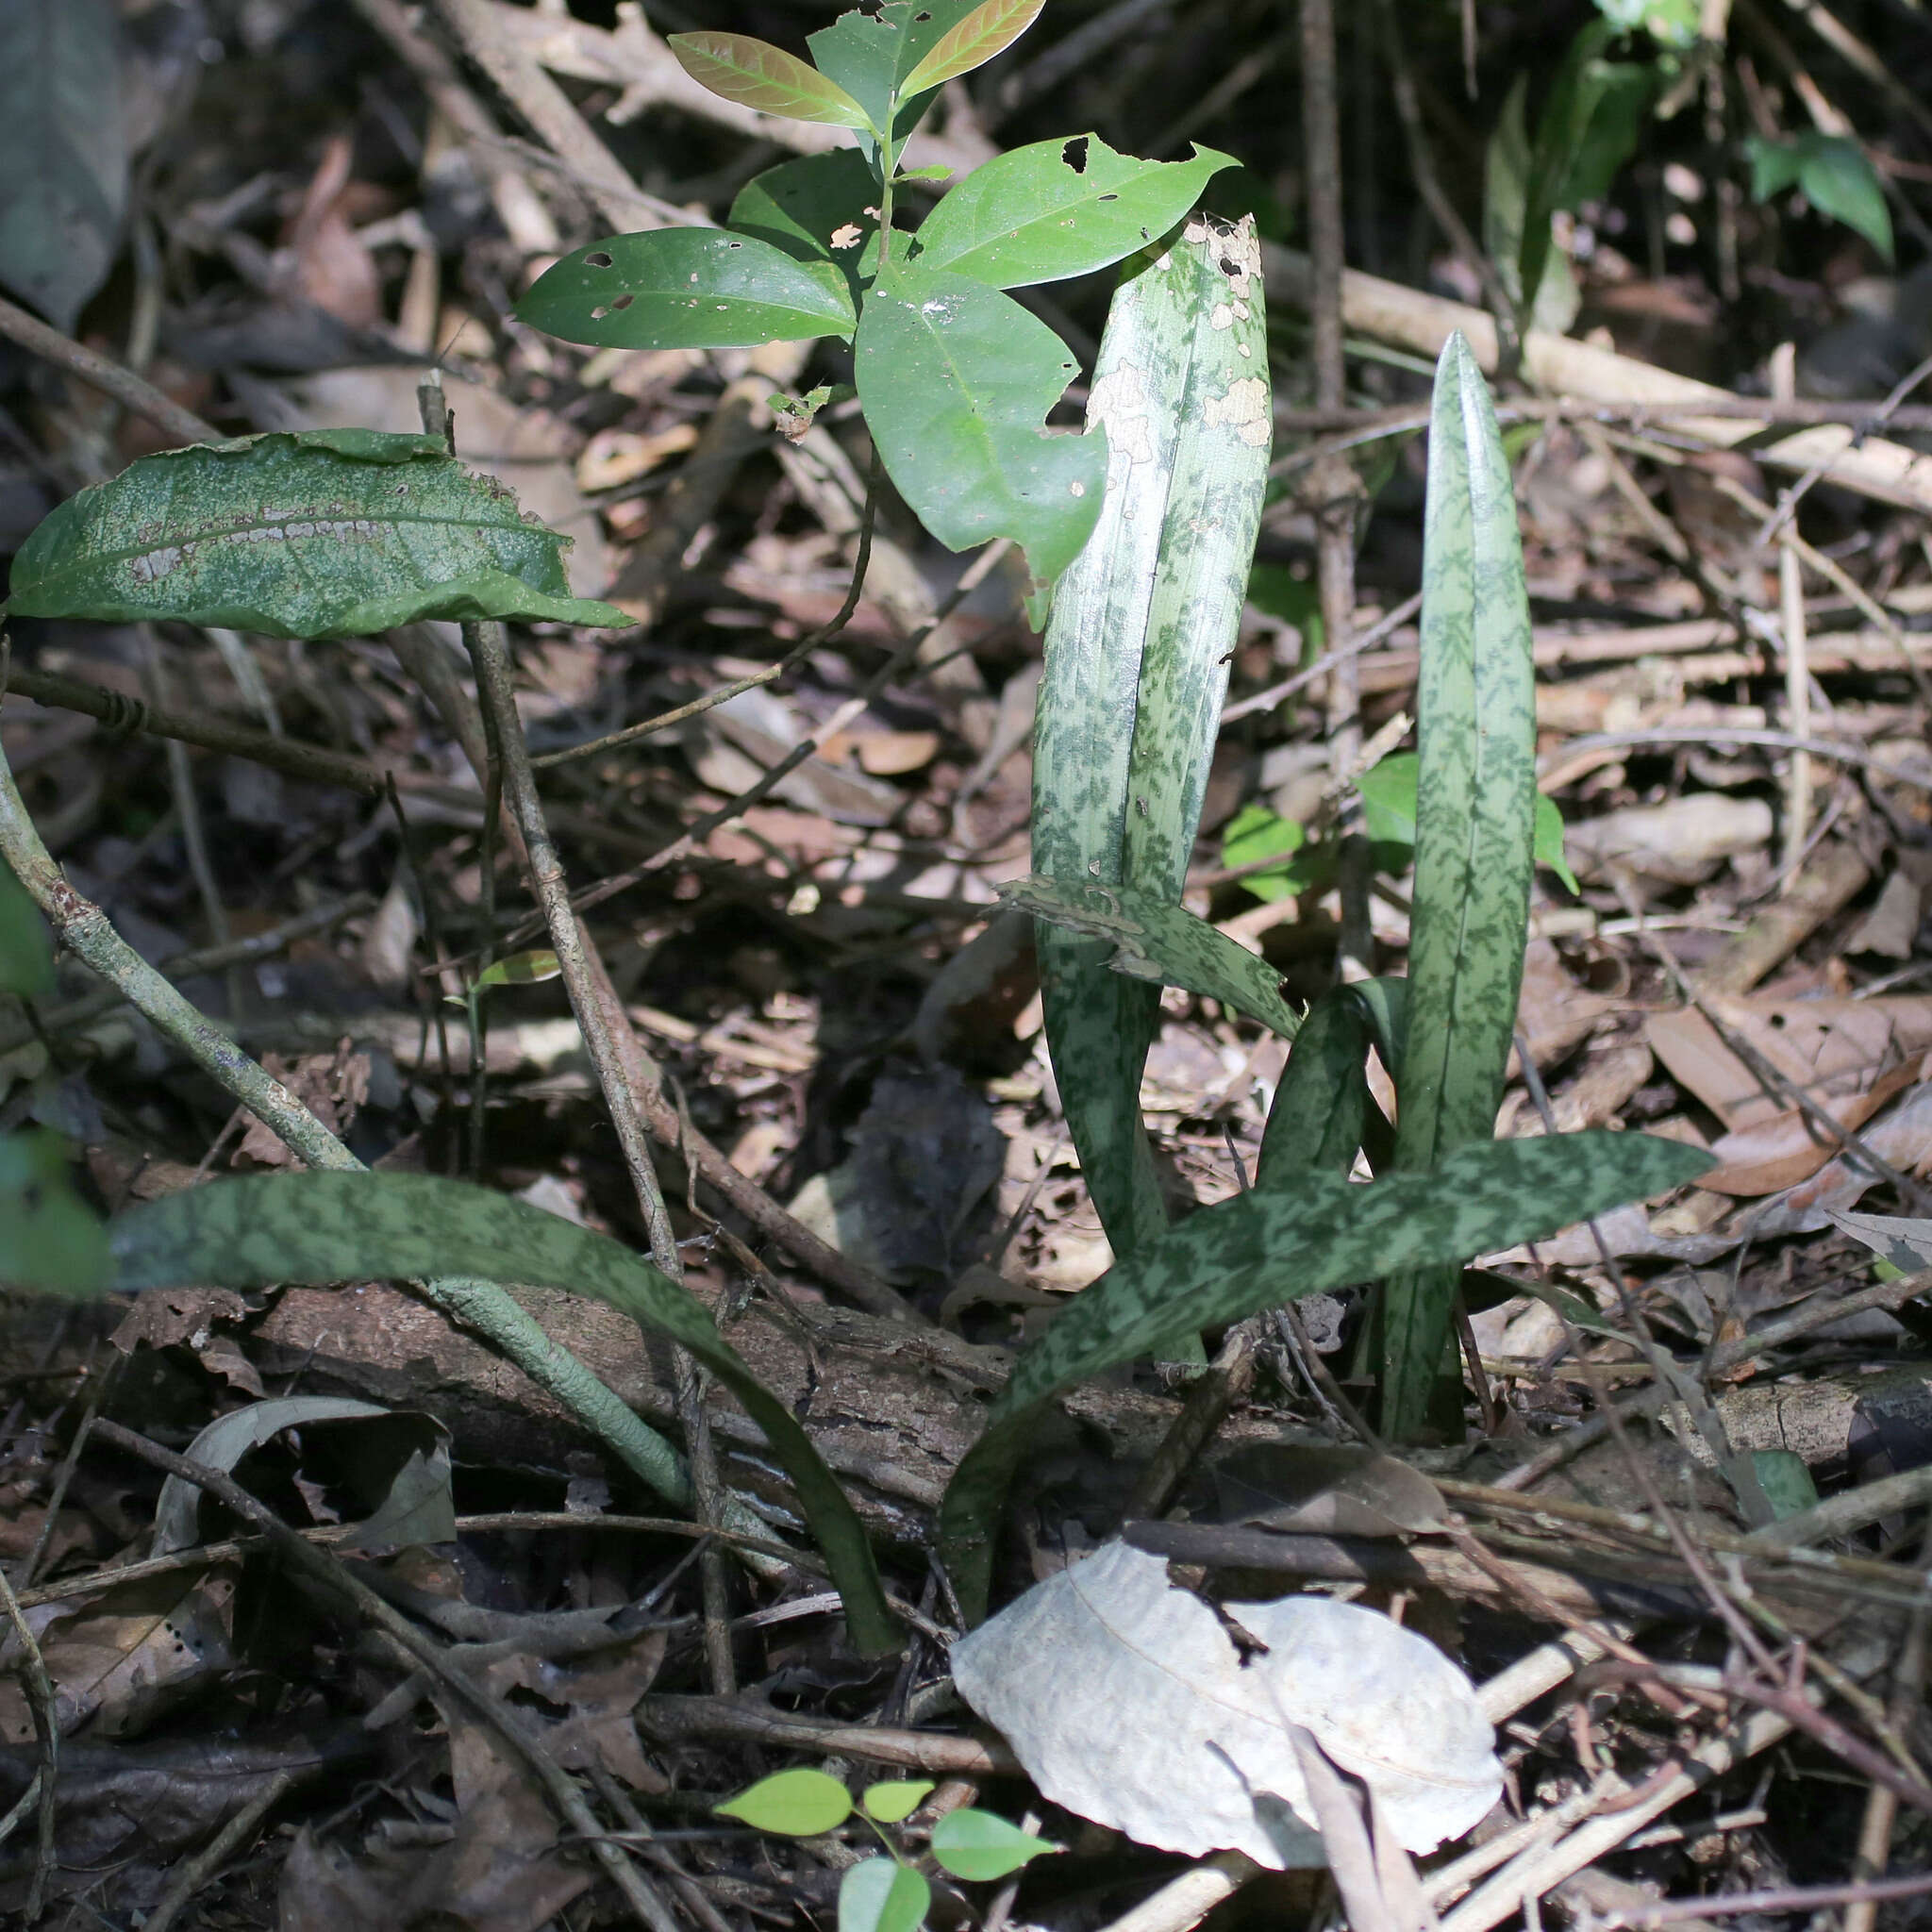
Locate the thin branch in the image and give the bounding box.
[0,293,219,447]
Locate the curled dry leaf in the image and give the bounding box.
[949,1541,1500,1867]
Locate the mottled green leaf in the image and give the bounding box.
[1029,218,1269,1281]
[1747,132,1893,264]
[913,137,1235,289]
[107,1173,897,1653]
[839,1857,930,1932]
[938,1131,1712,1618]
[0,1129,110,1295]
[728,150,880,301]
[1000,875,1300,1039]
[1256,979,1409,1188]
[901,0,1043,93]
[1377,334,1537,1439]
[517,230,856,351]
[718,1768,854,1835]
[855,264,1105,587]
[0,0,125,332]
[859,1780,934,1824]
[0,860,54,999]
[666,31,873,128]
[5,431,631,639]
[929,1807,1061,1880]
[1357,753,1575,892]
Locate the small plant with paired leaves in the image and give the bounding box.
[515,0,1234,603]
[717,1768,1058,1932]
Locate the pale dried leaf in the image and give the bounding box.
[1212,1445,1447,1538]
[949,1541,1499,1866]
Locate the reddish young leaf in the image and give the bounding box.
[667,31,873,128]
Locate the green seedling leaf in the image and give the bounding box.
[517,230,856,352]
[860,1779,935,1824]
[929,1807,1062,1880]
[938,1130,1712,1618]
[1029,217,1270,1294]
[1595,0,1698,48]
[1377,333,1538,1440]
[451,949,562,1004]
[0,0,125,332]
[1246,562,1323,652]
[1357,754,1575,891]
[0,861,54,999]
[728,150,880,300]
[808,2,974,147]
[901,0,1043,92]
[107,1174,899,1654]
[914,137,1235,288]
[718,1768,855,1835]
[1750,1448,1821,1522]
[839,1857,930,1932]
[1000,875,1301,1039]
[0,1129,110,1294]
[896,163,956,183]
[1485,77,1580,335]
[855,265,1105,587]
[5,431,631,639]
[1747,133,1893,263]
[666,31,874,129]
[1221,803,1316,904]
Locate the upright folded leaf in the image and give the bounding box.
[1378,332,1537,1438]
[108,1174,899,1654]
[854,265,1106,587]
[806,2,974,142]
[1030,216,1268,1268]
[5,430,632,638]
[517,230,857,350]
[937,1132,1712,1618]
[900,0,1044,93]
[666,31,874,128]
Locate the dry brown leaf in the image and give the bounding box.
[278,135,382,328]
[110,1286,250,1355]
[1565,793,1772,885]
[235,1044,370,1168]
[575,422,699,491]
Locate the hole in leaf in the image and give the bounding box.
[728,240,743,248]
[1099,192,1119,202]
[915,8,930,15]
[611,294,634,310]
[1221,256,1241,276]
[1062,136,1090,175]
[585,251,614,268]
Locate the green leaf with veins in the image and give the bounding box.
[665,31,873,128]
[999,874,1302,1039]
[936,1129,1713,1618]
[854,264,1105,587]
[516,230,856,351]
[901,0,1045,93]
[1357,753,1576,891]
[913,137,1236,288]
[106,1173,898,1654]
[728,150,881,303]
[806,2,974,142]
[4,430,631,638]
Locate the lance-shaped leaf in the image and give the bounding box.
[517,230,855,352]
[937,1131,1711,1619]
[727,150,880,301]
[901,0,1045,93]
[913,137,1236,289]
[807,2,973,144]
[108,1173,899,1655]
[1029,217,1269,1274]
[5,430,632,639]
[1378,333,1538,1439]
[999,875,1300,1040]
[666,31,873,128]
[1256,979,1410,1188]
[855,265,1105,587]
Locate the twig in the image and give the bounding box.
[0,1561,57,1919]
[10,1354,117,1591]
[0,292,218,447]
[1220,591,1423,725]
[141,1768,303,1932]
[636,1693,1020,1775]
[1768,344,1812,876]
[1540,724,1932,791]
[1600,1871,1932,1929]
[90,1419,680,1932]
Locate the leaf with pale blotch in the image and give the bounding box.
[1378,332,1538,1439]
[666,31,873,128]
[913,137,1236,289]
[855,264,1105,587]
[937,1130,1710,1619]
[517,230,856,352]
[999,874,1300,1039]
[1029,217,1270,1282]
[727,150,879,303]
[901,0,1043,92]
[106,1174,897,1654]
[5,431,632,639]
